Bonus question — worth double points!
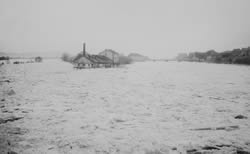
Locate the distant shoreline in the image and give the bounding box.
[176,47,250,65]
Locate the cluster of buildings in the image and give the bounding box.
[73,43,119,69]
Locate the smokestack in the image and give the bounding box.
[83,43,86,56]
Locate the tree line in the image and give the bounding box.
[0,56,10,60]
[176,47,250,65]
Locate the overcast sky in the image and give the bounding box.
[0,0,250,58]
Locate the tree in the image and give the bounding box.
[61,53,72,62]
[118,56,132,64]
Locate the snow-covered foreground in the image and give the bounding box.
[1,60,250,154]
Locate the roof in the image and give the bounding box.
[73,53,87,62]
[89,55,113,64]
[74,57,93,64]
[99,49,119,55]
[73,54,113,64]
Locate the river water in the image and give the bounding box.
[1,60,250,153]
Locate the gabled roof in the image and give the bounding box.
[74,56,93,64]
[73,53,88,62]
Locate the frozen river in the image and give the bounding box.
[1,59,250,154]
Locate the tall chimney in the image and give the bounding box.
[83,43,86,56]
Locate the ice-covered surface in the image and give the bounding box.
[1,59,250,154]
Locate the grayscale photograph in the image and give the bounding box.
[0,0,250,154]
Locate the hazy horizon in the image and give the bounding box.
[1,0,250,58]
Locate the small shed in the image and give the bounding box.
[35,56,42,62]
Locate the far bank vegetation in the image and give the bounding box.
[176,47,250,65]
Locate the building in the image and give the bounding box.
[35,56,43,62]
[99,49,119,64]
[74,56,93,68]
[73,43,115,69]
